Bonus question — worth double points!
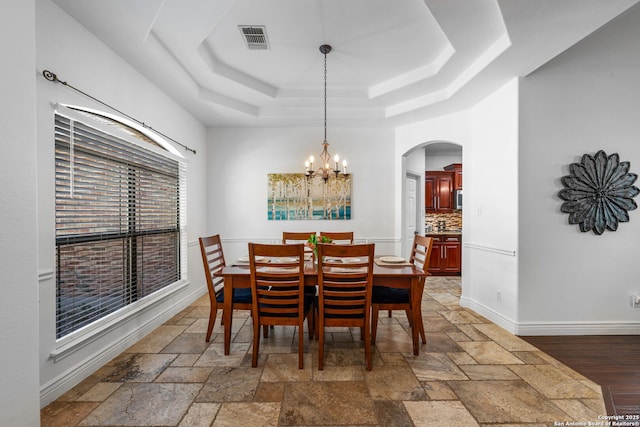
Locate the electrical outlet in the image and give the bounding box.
[631,294,640,308]
[496,290,502,302]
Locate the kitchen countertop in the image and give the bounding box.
[425,230,462,236]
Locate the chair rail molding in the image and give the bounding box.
[464,242,516,257]
[39,268,55,282]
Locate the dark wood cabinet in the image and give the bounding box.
[425,171,454,213]
[427,235,461,275]
[444,163,463,190]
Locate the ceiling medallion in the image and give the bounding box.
[559,150,639,235]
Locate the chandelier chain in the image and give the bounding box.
[324,50,327,142]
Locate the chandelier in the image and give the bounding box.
[305,44,348,182]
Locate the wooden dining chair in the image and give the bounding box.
[371,235,433,345]
[248,243,315,369]
[319,231,354,244]
[282,231,316,244]
[199,234,252,342]
[317,242,375,371]
[283,231,316,257]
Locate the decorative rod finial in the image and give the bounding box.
[43,70,58,82]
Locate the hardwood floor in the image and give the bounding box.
[523,335,640,416]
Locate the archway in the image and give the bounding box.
[400,141,462,259]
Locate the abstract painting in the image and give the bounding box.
[267,173,351,220]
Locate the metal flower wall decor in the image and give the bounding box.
[559,150,639,235]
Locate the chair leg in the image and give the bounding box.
[364,318,372,371]
[307,309,315,340]
[252,317,261,368]
[371,305,379,345]
[417,311,426,344]
[406,308,426,344]
[310,298,319,340]
[387,309,392,318]
[206,307,218,342]
[318,319,325,370]
[298,321,305,369]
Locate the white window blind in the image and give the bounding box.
[54,108,184,340]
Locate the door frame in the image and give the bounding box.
[402,170,422,259]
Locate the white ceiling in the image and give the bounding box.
[52,0,640,128]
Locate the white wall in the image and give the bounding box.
[518,6,640,334]
[207,127,397,259]
[35,0,209,406]
[395,9,640,336]
[0,1,41,425]
[396,111,471,155]
[424,145,462,171]
[395,83,520,333]
[466,79,520,330]
[405,147,426,175]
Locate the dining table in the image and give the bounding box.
[215,256,430,356]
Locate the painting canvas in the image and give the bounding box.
[268,173,351,220]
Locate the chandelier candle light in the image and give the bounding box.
[305,44,348,182]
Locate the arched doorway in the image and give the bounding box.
[401,141,462,259]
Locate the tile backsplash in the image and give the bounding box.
[425,211,462,231]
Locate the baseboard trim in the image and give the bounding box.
[459,296,518,334]
[460,296,640,336]
[39,285,205,407]
[515,321,640,336]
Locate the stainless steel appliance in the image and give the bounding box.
[454,190,463,210]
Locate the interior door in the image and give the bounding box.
[405,173,420,257]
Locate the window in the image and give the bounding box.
[54,106,186,340]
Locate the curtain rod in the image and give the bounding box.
[42,69,196,155]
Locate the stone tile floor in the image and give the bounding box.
[41,277,606,426]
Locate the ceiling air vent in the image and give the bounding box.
[238,25,270,50]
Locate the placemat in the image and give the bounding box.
[374,257,413,267]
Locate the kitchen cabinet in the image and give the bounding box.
[425,171,454,213]
[444,163,463,190]
[427,234,461,275]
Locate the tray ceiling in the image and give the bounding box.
[52,0,640,127]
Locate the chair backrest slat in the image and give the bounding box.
[282,232,316,244]
[317,242,375,371]
[248,242,312,369]
[410,235,434,272]
[249,243,306,322]
[199,233,245,343]
[282,232,316,258]
[199,234,226,296]
[317,243,374,323]
[319,231,354,245]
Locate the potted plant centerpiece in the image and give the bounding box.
[306,234,332,264]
